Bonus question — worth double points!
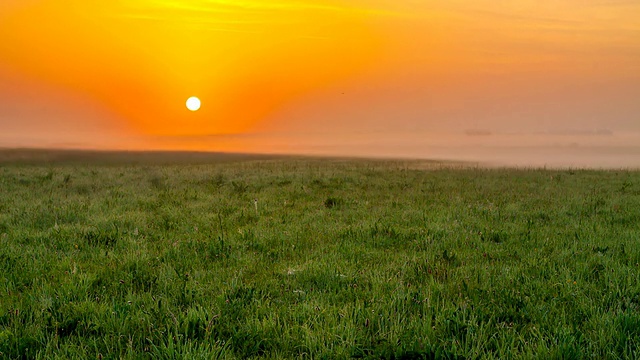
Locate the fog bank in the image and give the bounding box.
[5,130,637,169]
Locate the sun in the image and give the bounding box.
[186,96,201,111]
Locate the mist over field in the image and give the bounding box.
[239,131,640,169]
[4,130,638,169]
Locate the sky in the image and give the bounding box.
[1,0,639,166]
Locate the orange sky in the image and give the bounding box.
[1,0,639,161]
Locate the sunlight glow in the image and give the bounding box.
[0,0,638,144]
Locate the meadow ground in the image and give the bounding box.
[0,150,639,359]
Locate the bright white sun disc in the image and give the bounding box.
[186,96,201,111]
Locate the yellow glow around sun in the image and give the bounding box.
[186,96,201,111]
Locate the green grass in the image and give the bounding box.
[0,152,639,359]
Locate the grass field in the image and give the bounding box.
[1,151,639,359]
